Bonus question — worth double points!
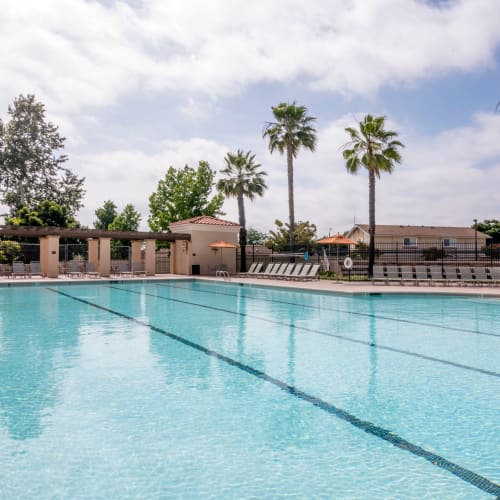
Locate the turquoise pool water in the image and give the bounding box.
[0,280,498,499]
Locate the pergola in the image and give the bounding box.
[0,225,190,278]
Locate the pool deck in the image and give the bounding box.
[1,273,500,297]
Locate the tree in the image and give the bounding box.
[247,228,268,245]
[263,101,316,252]
[0,94,85,215]
[342,115,404,277]
[217,150,267,272]
[148,161,224,231]
[5,200,78,228]
[94,200,118,230]
[472,219,500,244]
[266,219,317,251]
[108,204,141,232]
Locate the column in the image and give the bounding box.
[87,239,99,268]
[144,239,156,276]
[131,240,142,264]
[169,243,176,274]
[40,235,60,278]
[98,237,111,277]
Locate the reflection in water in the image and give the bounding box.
[0,288,79,440]
[368,299,378,400]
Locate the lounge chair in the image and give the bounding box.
[258,263,281,278]
[386,266,400,283]
[273,263,289,278]
[489,267,500,285]
[279,263,296,279]
[288,263,304,278]
[443,267,460,285]
[67,260,84,277]
[458,266,474,286]
[29,261,45,278]
[116,262,133,277]
[372,265,386,284]
[415,266,430,285]
[472,267,489,285]
[400,266,415,285]
[236,262,263,277]
[429,266,446,285]
[288,263,312,280]
[132,262,146,276]
[301,263,320,280]
[84,262,100,278]
[12,261,28,278]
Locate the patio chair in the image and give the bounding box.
[429,266,446,285]
[472,267,489,285]
[116,262,133,277]
[84,262,100,278]
[289,263,312,281]
[385,266,400,283]
[443,267,460,285]
[0,264,11,278]
[132,262,146,276]
[400,266,416,285]
[235,262,263,277]
[300,263,320,281]
[12,261,28,278]
[29,261,45,278]
[273,263,289,278]
[415,266,430,285]
[489,267,500,285]
[280,263,296,279]
[258,262,281,278]
[458,267,474,286]
[372,265,386,284]
[288,263,304,278]
[67,260,84,277]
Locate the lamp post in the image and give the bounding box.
[473,219,478,262]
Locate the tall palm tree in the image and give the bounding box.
[342,115,404,277]
[263,102,316,253]
[217,149,267,272]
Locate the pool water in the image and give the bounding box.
[0,281,498,499]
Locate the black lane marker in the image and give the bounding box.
[157,282,500,339]
[109,285,500,379]
[47,287,500,498]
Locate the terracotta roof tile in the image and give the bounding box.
[169,216,239,227]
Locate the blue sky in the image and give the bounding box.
[1,0,499,236]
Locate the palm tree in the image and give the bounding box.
[217,150,267,272]
[342,114,404,277]
[263,102,316,253]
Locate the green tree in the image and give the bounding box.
[473,219,500,244]
[0,240,23,264]
[5,201,77,228]
[217,150,267,272]
[109,204,141,232]
[148,161,224,231]
[263,101,316,252]
[247,228,268,245]
[94,200,118,230]
[342,115,404,277]
[0,94,85,215]
[266,219,317,251]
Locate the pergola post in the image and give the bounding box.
[169,243,176,274]
[131,240,142,265]
[144,239,155,276]
[87,239,99,268]
[98,238,111,277]
[40,235,60,278]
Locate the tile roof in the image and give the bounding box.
[353,224,490,238]
[169,216,239,227]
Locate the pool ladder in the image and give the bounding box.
[215,270,231,281]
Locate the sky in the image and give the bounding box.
[1,0,500,237]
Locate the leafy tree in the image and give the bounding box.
[247,228,268,245]
[94,200,118,230]
[108,204,141,232]
[263,101,316,252]
[342,115,404,277]
[217,150,267,272]
[0,94,85,215]
[5,201,78,228]
[473,219,500,244]
[0,240,23,264]
[266,219,317,251]
[148,161,224,231]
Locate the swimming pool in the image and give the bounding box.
[0,280,498,499]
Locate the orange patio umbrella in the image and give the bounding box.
[208,240,238,265]
[316,233,358,246]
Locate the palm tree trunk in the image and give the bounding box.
[286,142,295,253]
[368,169,376,277]
[237,192,247,272]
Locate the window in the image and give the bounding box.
[403,237,417,247]
[443,239,456,247]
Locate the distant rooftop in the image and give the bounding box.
[170,216,239,227]
[351,224,490,239]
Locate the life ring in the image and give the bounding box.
[343,257,353,269]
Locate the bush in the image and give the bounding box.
[422,246,444,261]
[0,240,22,264]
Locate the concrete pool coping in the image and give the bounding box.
[1,273,500,298]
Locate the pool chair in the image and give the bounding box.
[489,267,500,285]
[116,262,133,277]
[385,266,400,283]
[287,263,304,279]
[415,266,430,285]
[132,262,146,276]
[279,263,296,279]
[289,263,311,280]
[443,267,460,285]
[12,261,28,278]
[472,267,489,285]
[458,267,474,286]
[400,266,416,285]
[258,262,281,278]
[29,261,45,278]
[272,263,289,278]
[235,262,263,277]
[429,266,446,285]
[372,265,386,284]
[67,260,84,277]
[301,263,320,281]
[84,262,100,278]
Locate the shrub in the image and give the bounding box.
[0,241,22,264]
[422,246,445,261]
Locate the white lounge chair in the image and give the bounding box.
[132,262,146,276]
[372,265,386,284]
[415,266,430,285]
[29,261,45,278]
[12,261,28,278]
[84,262,100,278]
